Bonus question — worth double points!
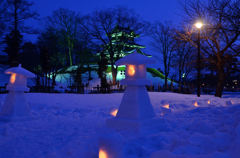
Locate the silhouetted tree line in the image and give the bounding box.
[0,0,239,97]
[150,0,240,97]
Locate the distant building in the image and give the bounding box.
[54,26,176,89]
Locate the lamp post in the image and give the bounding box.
[194,22,203,97]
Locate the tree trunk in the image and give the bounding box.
[164,76,168,91]
[52,73,56,88]
[10,0,19,66]
[76,66,83,93]
[88,64,92,81]
[178,70,182,93]
[67,35,73,66]
[215,66,225,97]
[68,47,72,66]
[170,80,173,91]
[178,81,182,93]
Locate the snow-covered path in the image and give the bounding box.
[0,92,240,158]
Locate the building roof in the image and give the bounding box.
[5,64,35,78]
[116,52,155,66]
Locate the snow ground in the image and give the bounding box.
[0,92,240,158]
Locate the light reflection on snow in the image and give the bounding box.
[110,109,118,117]
[99,149,108,158]
[160,112,164,116]
[194,101,199,107]
[162,104,170,109]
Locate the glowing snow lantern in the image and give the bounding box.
[194,101,199,107]
[162,104,170,109]
[207,100,211,104]
[98,132,124,158]
[99,149,108,158]
[106,52,155,130]
[110,109,118,117]
[0,64,35,121]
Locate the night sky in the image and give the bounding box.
[26,0,183,43]
[34,0,182,21]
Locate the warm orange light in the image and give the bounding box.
[128,65,135,76]
[207,100,211,104]
[194,101,199,107]
[195,22,203,29]
[99,149,108,158]
[162,104,170,109]
[110,109,118,117]
[10,73,16,84]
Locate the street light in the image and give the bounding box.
[194,21,203,97]
[195,22,203,29]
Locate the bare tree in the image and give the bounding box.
[0,0,7,38]
[177,0,240,97]
[6,0,38,33]
[84,7,146,85]
[37,28,66,88]
[46,8,83,66]
[0,0,8,53]
[172,39,194,93]
[150,22,175,91]
[3,0,38,66]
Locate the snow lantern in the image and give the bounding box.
[0,64,35,121]
[98,130,124,158]
[106,52,155,131]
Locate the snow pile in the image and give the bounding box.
[0,92,239,158]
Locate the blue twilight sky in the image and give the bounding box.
[33,0,182,21]
[25,0,183,42]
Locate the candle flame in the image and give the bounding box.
[162,104,170,109]
[10,73,16,84]
[194,101,199,107]
[110,109,118,117]
[99,149,108,158]
[128,65,135,76]
[207,100,211,104]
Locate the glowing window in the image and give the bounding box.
[10,73,16,84]
[128,65,135,76]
